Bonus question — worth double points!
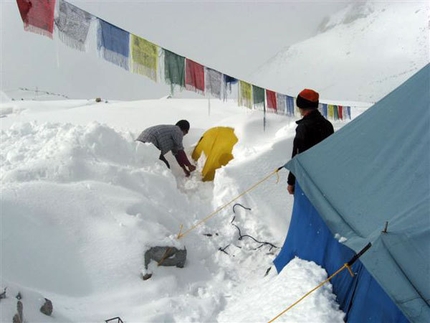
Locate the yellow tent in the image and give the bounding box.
[192,127,238,181]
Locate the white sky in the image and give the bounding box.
[1,0,350,100]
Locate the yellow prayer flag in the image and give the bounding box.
[131,34,158,82]
[328,104,335,119]
[239,81,252,109]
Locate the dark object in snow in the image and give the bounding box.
[141,273,152,281]
[105,317,124,323]
[40,298,53,316]
[13,300,23,323]
[0,287,6,300]
[144,246,187,270]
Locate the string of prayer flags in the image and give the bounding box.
[131,35,159,82]
[223,74,238,101]
[239,81,252,109]
[205,68,223,99]
[16,0,56,38]
[55,0,93,51]
[15,0,354,121]
[185,59,205,94]
[252,85,265,108]
[286,95,295,116]
[97,19,130,71]
[266,90,277,112]
[164,50,186,94]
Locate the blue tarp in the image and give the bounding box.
[275,64,430,323]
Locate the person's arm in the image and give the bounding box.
[175,150,196,177]
[287,125,306,194]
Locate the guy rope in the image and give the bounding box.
[177,166,284,239]
[267,242,372,323]
[157,166,284,268]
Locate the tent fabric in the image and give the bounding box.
[277,64,430,323]
[274,184,409,323]
[191,127,238,182]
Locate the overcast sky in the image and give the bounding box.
[1,0,351,100]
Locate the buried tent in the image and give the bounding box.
[192,126,238,181]
[274,64,430,323]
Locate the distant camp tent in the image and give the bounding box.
[192,127,238,181]
[274,64,430,323]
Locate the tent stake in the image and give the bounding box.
[382,221,389,233]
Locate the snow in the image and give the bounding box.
[1,1,428,322]
[252,1,429,102]
[1,98,349,322]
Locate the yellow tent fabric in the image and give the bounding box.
[192,127,238,181]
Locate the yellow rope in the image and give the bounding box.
[177,167,283,239]
[267,263,353,323]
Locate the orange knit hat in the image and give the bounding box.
[296,89,319,109]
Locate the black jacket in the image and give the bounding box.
[287,110,334,185]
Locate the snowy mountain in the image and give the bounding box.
[251,1,429,102]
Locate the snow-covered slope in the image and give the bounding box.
[251,1,429,102]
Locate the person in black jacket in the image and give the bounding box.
[287,89,334,195]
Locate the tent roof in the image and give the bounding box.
[285,64,430,323]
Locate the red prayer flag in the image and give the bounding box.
[16,0,56,38]
[266,90,277,111]
[338,105,343,120]
[185,59,205,94]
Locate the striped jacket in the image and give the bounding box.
[136,124,184,155]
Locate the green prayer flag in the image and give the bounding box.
[252,85,265,107]
[164,50,185,93]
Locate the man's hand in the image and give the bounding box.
[287,184,295,195]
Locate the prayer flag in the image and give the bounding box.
[333,105,339,120]
[223,74,238,101]
[286,95,295,116]
[328,104,335,119]
[276,93,287,115]
[16,0,56,38]
[322,103,328,118]
[164,50,185,93]
[97,19,130,71]
[338,105,343,120]
[131,34,159,82]
[266,90,277,112]
[185,59,205,94]
[239,81,252,109]
[205,68,222,99]
[252,85,265,108]
[55,0,93,51]
[345,106,352,119]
